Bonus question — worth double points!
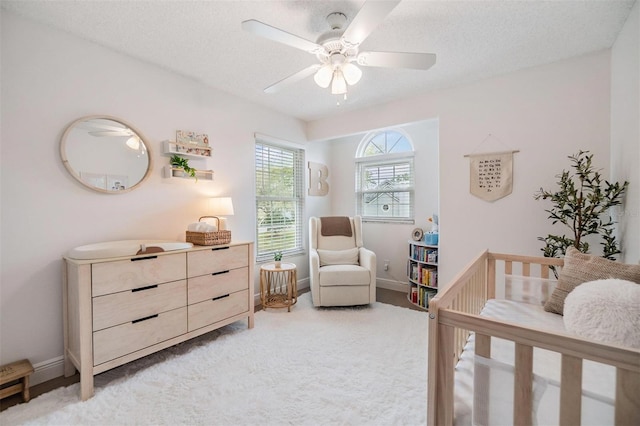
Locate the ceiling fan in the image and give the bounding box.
[242,0,436,95]
[77,120,143,152]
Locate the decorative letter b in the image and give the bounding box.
[308,162,329,196]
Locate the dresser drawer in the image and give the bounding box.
[93,307,187,366]
[92,253,186,297]
[188,268,248,305]
[187,245,248,277]
[93,280,186,331]
[188,290,249,331]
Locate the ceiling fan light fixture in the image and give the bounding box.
[331,70,347,95]
[126,136,140,150]
[341,62,362,85]
[314,65,333,88]
[243,0,437,97]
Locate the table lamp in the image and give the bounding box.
[209,197,234,230]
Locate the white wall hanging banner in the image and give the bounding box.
[466,150,517,202]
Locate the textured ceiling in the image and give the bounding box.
[2,0,635,122]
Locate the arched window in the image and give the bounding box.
[355,130,415,222]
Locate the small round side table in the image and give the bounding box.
[260,262,297,311]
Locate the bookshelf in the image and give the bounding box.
[407,240,438,310]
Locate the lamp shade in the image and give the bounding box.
[209,197,234,216]
[314,65,333,88]
[331,70,347,95]
[341,63,362,85]
[126,136,140,150]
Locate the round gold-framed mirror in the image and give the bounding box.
[60,115,152,194]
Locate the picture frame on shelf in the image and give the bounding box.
[177,130,209,148]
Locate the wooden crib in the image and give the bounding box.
[426,250,640,425]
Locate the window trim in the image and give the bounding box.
[254,136,306,262]
[355,130,416,224]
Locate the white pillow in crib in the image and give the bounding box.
[564,279,640,349]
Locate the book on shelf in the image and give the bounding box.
[408,261,438,287]
[414,286,437,308]
[410,245,439,263]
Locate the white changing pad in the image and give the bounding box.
[453,299,616,426]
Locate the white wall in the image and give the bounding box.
[327,119,439,290]
[0,12,330,382]
[3,7,637,388]
[308,51,614,285]
[611,0,640,264]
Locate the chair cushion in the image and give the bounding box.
[564,279,640,349]
[544,247,640,315]
[318,248,359,266]
[319,265,371,286]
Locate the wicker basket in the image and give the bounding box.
[186,216,231,246]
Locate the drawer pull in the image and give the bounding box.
[131,284,158,293]
[211,246,230,251]
[211,270,230,276]
[132,314,158,324]
[131,255,158,262]
[212,294,230,301]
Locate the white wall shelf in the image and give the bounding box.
[163,165,214,181]
[163,140,211,158]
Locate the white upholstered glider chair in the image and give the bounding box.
[309,216,376,307]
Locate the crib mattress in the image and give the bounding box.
[453,299,616,426]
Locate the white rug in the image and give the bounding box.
[1,293,428,425]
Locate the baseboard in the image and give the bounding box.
[376,278,408,293]
[297,277,310,290]
[30,356,65,386]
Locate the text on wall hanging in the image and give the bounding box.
[466,150,518,202]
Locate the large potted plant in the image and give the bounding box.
[534,150,628,261]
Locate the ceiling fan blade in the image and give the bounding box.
[78,122,127,132]
[242,19,324,53]
[341,0,401,46]
[264,64,322,94]
[357,51,436,70]
[88,130,132,137]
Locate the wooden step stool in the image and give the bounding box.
[0,359,34,402]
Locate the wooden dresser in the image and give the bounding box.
[63,241,254,400]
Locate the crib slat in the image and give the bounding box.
[487,257,496,299]
[514,343,533,426]
[541,264,549,279]
[615,367,640,425]
[436,324,455,426]
[522,262,530,277]
[560,354,582,425]
[476,333,491,358]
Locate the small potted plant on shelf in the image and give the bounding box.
[273,251,283,268]
[170,155,198,181]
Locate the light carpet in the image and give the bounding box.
[1,293,429,425]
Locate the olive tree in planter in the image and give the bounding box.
[534,150,628,260]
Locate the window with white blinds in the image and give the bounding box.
[255,140,305,261]
[356,130,415,223]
